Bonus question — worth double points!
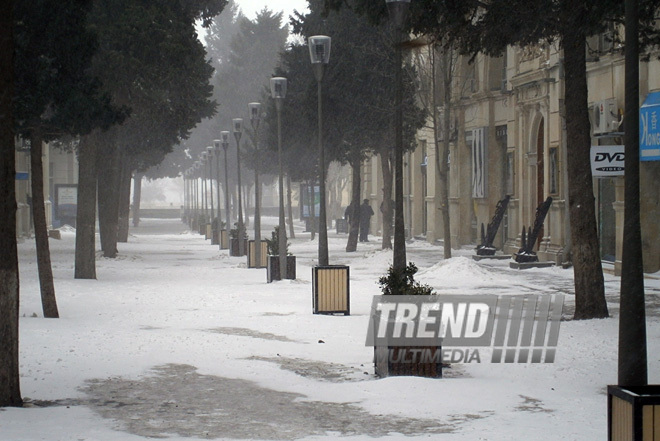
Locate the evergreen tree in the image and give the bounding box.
[272,0,426,251]
[14,0,122,312]
[74,0,224,274]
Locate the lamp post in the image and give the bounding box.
[270,77,288,279]
[213,139,222,247]
[249,102,263,268]
[309,35,331,267]
[193,161,201,232]
[183,169,188,224]
[220,131,231,244]
[200,152,208,225]
[386,0,411,273]
[233,118,246,256]
[206,146,215,242]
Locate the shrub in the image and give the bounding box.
[265,226,290,256]
[378,263,434,296]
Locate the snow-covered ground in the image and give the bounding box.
[2,217,659,440]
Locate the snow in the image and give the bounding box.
[2,216,660,440]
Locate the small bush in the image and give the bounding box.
[378,263,434,296]
[265,226,290,256]
[229,223,247,240]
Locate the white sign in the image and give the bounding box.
[57,186,78,205]
[591,145,624,177]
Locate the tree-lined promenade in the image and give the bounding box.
[2,0,659,408]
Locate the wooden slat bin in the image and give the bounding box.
[374,346,442,378]
[608,385,660,441]
[247,240,268,268]
[312,265,350,315]
[219,229,229,250]
[266,256,296,282]
[229,238,248,256]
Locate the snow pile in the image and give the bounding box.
[57,224,76,233]
[417,256,517,293]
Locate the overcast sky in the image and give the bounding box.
[236,0,309,20]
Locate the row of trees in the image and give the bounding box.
[1,0,227,407]
[257,0,425,257]
[172,3,290,235]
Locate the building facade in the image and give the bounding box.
[362,37,660,275]
[14,140,79,237]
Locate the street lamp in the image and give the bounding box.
[183,169,189,225]
[220,131,231,244]
[386,0,411,273]
[206,146,215,243]
[193,161,202,233]
[200,151,209,225]
[249,102,263,268]
[270,77,288,279]
[309,35,331,266]
[233,118,246,256]
[213,139,222,247]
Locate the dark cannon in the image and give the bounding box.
[514,197,553,263]
[476,195,511,256]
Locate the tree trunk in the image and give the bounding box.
[132,172,142,227]
[346,156,361,252]
[97,140,120,258]
[74,132,98,279]
[0,2,23,405]
[243,183,250,227]
[380,152,393,250]
[309,181,316,240]
[561,21,608,319]
[30,129,59,318]
[440,49,453,259]
[618,0,647,386]
[117,159,132,243]
[286,174,295,239]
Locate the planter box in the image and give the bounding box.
[219,230,229,250]
[374,346,442,378]
[229,238,248,256]
[336,218,348,234]
[247,240,268,268]
[312,265,350,315]
[267,255,296,282]
[608,385,660,440]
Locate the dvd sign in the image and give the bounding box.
[591,145,624,177]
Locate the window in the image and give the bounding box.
[549,147,559,195]
[471,128,487,198]
[506,152,515,196]
[489,55,504,91]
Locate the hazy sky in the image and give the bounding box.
[236,0,309,20]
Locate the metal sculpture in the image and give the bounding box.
[514,197,553,263]
[476,195,511,256]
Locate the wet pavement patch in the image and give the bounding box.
[206,327,298,342]
[515,395,553,413]
[246,356,368,383]
[80,363,463,439]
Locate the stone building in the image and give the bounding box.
[362,35,660,275]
